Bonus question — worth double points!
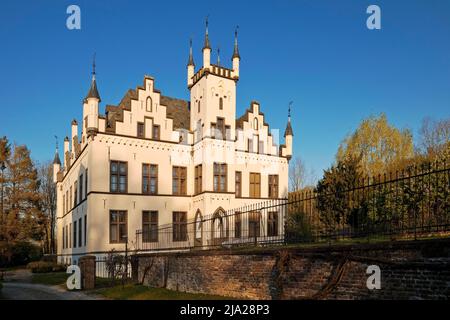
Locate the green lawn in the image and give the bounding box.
[31,272,68,286]
[92,284,231,300]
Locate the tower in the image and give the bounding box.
[284,102,294,161]
[83,54,100,139]
[187,39,195,87]
[52,138,61,183]
[189,20,240,142]
[231,26,240,79]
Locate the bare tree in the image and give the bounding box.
[418,117,450,158]
[289,157,316,192]
[38,162,57,254]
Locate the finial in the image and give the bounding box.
[187,38,195,66]
[54,135,58,151]
[92,53,96,76]
[203,15,211,49]
[217,47,220,66]
[232,25,240,60]
[288,101,293,119]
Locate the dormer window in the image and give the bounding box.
[219,97,223,110]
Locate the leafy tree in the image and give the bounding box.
[316,156,362,230]
[2,143,44,248]
[336,113,414,177]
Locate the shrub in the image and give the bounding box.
[0,241,42,268]
[27,261,54,273]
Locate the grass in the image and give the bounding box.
[92,283,231,300]
[31,272,68,286]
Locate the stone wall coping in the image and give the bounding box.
[132,237,450,259]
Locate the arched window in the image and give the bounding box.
[219,97,223,110]
[197,101,201,113]
[194,210,202,247]
[211,208,228,245]
[254,118,259,130]
[146,97,152,112]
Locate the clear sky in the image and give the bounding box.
[0,0,449,179]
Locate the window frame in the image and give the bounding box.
[195,164,202,194]
[142,211,158,243]
[235,171,242,197]
[268,174,279,199]
[152,124,160,140]
[249,172,261,198]
[173,211,187,242]
[267,211,279,237]
[137,122,145,138]
[172,166,187,195]
[109,210,128,244]
[110,161,128,193]
[142,163,158,195]
[213,163,227,192]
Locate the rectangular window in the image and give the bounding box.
[62,226,65,249]
[85,169,88,199]
[248,138,253,153]
[69,187,72,210]
[63,194,66,215]
[235,212,241,238]
[67,225,70,248]
[73,221,77,248]
[110,161,127,193]
[235,171,242,197]
[248,211,261,238]
[249,173,261,198]
[259,140,264,154]
[66,191,69,213]
[217,118,225,139]
[74,181,78,207]
[213,163,227,192]
[195,164,202,194]
[268,175,279,199]
[152,125,160,140]
[79,174,83,202]
[173,212,187,241]
[142,211,158,242]
[211,123,216,138]
[172,166,187,195]
[268,211,279,237]
[137,122,145,138]
[84,215,87,246]
[142,164,158,194]
[78,217,82,247]
[255,135,259,154]
[110,210,127,243]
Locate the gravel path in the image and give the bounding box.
[1,282,99,300]
[1,269,105,300]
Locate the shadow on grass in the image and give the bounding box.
[91,283,232,300]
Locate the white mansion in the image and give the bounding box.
[53,23,293,264]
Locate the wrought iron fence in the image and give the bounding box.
[96,254,132,279]
[136,159,449,251]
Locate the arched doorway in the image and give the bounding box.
[194,210,203,247]
[211,207,228,246]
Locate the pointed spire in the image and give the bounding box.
[187,38,195,67]
[232,26,240,60]
[203,16,211,50]
[217,47,220,66]
[53,135,61,165]
[284,101,294,137]
[85,53,101,102]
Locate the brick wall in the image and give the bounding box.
[134,238,450,300]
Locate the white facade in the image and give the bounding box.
[54,26,293,264]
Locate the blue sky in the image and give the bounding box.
[0,0,449,179]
